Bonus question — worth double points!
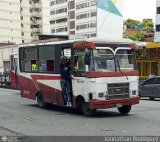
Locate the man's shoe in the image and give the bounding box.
[66,102,69,107]
[68,102,72,107]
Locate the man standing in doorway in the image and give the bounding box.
[60,56,72,107]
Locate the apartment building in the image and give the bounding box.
[0,0,51,73]
[20,0,51,43]
[50,0,123,38]
[155,0,160,42]
[0,0,22,44]
[0,0,51,44]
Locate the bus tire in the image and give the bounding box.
[117,105,131,115]
[37,92,52,108]
[81,100,96,116]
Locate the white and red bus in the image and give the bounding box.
[18,38,140,115]
[10,53,19,89]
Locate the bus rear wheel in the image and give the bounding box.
[81,100,96,116]
[117,105,131,115]
[37,93,46,108]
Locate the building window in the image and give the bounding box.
[90,22,96,28]
[50,10,55,15]
[90,11,96,17]
[50,7,67,15]
[76,2,89,10]
[56,18,67,23]
[51,0,67,5]
[50,1,55,6]
[51,29,55,33]
[156,24,160,32]
[90,0,96,6]
[50,20,55,24]
[157,7,160,14]
[76,23,89,30]
[56,0,67,4]
[56,27,67,32]
[56,7,67,14]
[76,13,89,20]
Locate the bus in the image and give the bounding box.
[10,53,19,89]
[18,38,140,116]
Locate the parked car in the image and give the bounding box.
[139,76,160,100]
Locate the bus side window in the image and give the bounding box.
[47,60,54,72]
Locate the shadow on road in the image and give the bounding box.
[23,103,131,118]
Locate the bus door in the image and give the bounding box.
[58,48,72,105]
[72,48,86,98]
[10,54,19,89]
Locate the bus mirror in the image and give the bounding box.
[84,52,90,65]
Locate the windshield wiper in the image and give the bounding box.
[117,59,128,80]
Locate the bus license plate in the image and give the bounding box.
[116,103,122,107]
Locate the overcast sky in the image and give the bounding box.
[123,0,156,22]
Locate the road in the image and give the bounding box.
[0,88,160,141]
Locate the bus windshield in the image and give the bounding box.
[89,49,116,72]
[73,48,137,75]
[115,49,136,71]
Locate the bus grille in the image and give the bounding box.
[107,83,129,100]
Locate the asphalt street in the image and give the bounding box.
[0,88,160,141]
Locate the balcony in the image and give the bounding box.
[31,12,40,17]
[32,28,41,33]
[31,20,40,25]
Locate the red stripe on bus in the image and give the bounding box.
[31,75,61,81]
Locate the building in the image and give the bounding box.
[0,0,22,44]
[50,0,123,38]
[0,0,51,44]
[20,0,51,43]
[154,0,160,42]
[0,0,51,73]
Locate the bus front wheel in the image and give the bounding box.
[81,100,96,116]
[117,105,131,115]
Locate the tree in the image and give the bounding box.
[124,18,141,29]
[124,18,154,41]
[129,31,145,41]
[124,18,154,31]
[141,19,154,31]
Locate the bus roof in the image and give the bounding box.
[18,37,134,48]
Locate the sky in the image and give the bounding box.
[123,0,156,22]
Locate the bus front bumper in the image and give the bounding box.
[89,96,140,109]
